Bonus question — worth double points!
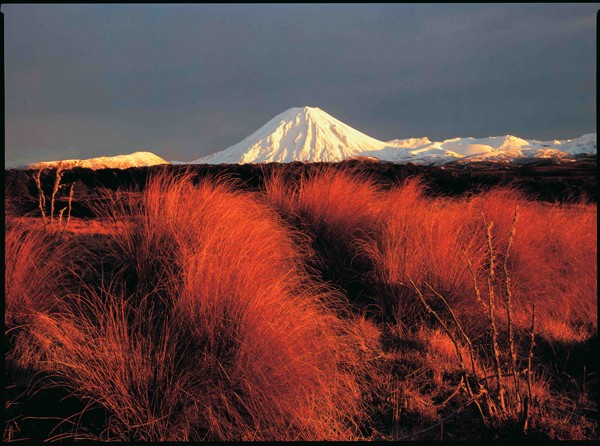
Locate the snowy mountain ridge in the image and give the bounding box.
[16,107,596,169]
[194,107,596,165]
[24,151,170,170]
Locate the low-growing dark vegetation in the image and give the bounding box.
[4,156,597,218]
[4,163,598,441]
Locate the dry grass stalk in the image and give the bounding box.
[482,214,506,414]
[413,210,543,432]
[28,172,369,441]
[6,170,595,441]
[58,207,66,229]
[503,205,521,405]
[463,251,494,400]
[409,278,467,378]
[523,303,536,433]
[4,218,72,332]
[410,278,507,425]
[66,183,74,228]
[34,168,48,224]
[422,282,493,418]
[50,167,64,225]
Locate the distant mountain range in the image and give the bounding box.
[18,107,596,170]
[193,107,596,165]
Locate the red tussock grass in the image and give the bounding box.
[469,188,597,340]
[6,169,596,441]
[5,213,73,333]
[263,167,383,302]
[263,166,382,242]
[27,172,372,441]
[361,179,597,340]
[359,177,487,327]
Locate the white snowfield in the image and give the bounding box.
[26,151,170,170]
[193,106,596,165]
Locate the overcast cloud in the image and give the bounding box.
[3,4,597,166]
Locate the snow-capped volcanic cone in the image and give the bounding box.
[26,151,170,170]
[193,106,596,165]
[193,106,392,164]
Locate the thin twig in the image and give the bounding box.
[424,282,489,419]
[397,390,487,440]
[409,278,467,378]
[463,250,494,403]
[424,283,478,376]
[58,207,66,230]
[418,380,464,408]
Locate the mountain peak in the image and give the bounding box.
[191,107,596,165]
[272,105,325,121]
[274,106,332,126]
[288,105,322,113]
[193,106,388,164]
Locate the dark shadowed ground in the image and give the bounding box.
[5,156,596,219]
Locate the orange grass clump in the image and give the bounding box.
[470,188,597,339]
[360,178,486,326]
[361,180,597,339]
[5,216,72,331]
[263,167,382,242]
[29,172,371,441]
[263,167,383,301]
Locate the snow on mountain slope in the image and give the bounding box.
[525,134,596,154]
[429,135,530,156]
[26,151,170,170]
[375,133,596,164]
[461,134,597,163]
[362,144,462,164]
[458,148,573,163]
[386,137,432,148]
[528,138,567,148]
[193,106,595,165]
[557,133,597,154]
[364,135,534,164]
[16,107,594,169]
[193,106,394,164]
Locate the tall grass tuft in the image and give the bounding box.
[503,201,596,339]
[5,215,72,333]
[263,167,383,303]
[361,180,597,339]
[360,177,487,327]
[30,171,370,440]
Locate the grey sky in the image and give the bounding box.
[3,4,597,166]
